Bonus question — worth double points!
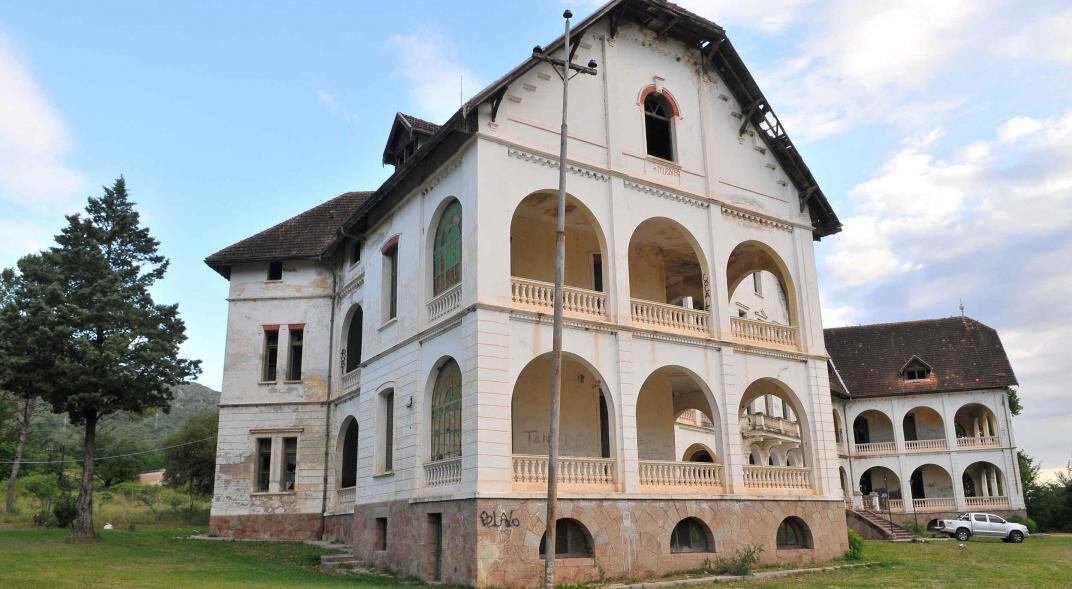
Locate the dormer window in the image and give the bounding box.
[644,92,675,161]
[901,356,932,381]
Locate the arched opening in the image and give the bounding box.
[726,241,799,349]
[833,410,844,446]
[431,198,462,296]
[539,518,593,559]
[510,191,608,318]
[776,517,813,549]
[643,91,676,161]
[429,358,462,462]
[739,379,812,493]
[909,464,954,510]
[954,404,1000,448]
[344,305,363,374]
[858,466,902,510]
[902,406,946,449]
[682,443,715,463]
[852,410,895,454]
[511,353,615,488]
[628,218,708,333]
[670,517,713,553]
[962,461,1008,503]
[636,366,722,489]
[839,467,850,501]
[337,417,358,488]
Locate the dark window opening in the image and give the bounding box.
[428,513,443,581]
[267,261,283,281]
[263,330,279,382]
[776,517,812,549]
[644,93,675,161]
[283,437,297,491]
[903,413,918,441]
[340,420,358,488]
[671,518,711,553]
[376,517,388,551]
[255,438,272,492]
[286,328,303,381]
[688,449,714,463]
[345,308,363,373]
[599,394,610,459]
[383,391,395,472]
[350,239,362,265]
[384,244,399,320]
[591,253,604,292]
[539,519,593,558]
[853,416,870,444]
[910,469,925,500]
[903,360,930,381]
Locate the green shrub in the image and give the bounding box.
[846,529,864,560]
[53,497,77,528]
[705,544,764,576]
[901,519,925,535]
[1008,515,1038,533]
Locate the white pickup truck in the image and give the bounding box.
[935,512,1029,543]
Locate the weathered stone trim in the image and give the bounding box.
[419,156,463,196]
[623,179,710,208]
[720,204,794,232]
[337,271,365,301]
[507,147,610,182]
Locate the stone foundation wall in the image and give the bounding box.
[209,513,320,540]
[348,497,847,587]
[324,513,355,544]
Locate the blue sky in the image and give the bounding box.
[2,1,1070,478]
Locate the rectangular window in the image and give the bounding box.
[286,328,303,381]
[591,253,603,292]
[384,244,398,320]
[267,261,283,281]
[376,517,388,551]
[283,437,297,491]
[255,438,272,492]
[350,239,362,265]
[383,391,394,472]
[263,330,279,382]
[753,272,763,295]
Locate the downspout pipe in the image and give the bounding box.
[317,259,339,540]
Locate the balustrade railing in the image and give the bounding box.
[512,454,615,486]
[956,436,1000,449]
[854,441,896,455]
[913,497,955,511]
[888,499,905,512]
[742,465,811,489]
[740,413,801,438]
[341,368,361,394]
[630,299,709,334]
[639,460,722,488]
[511,277,607,319]
[905,438,948,452]
[424,457,462,487]
[730,317,798,349]
[335,486,355,512]
[428,284,462,321]
[965,496,1009,508]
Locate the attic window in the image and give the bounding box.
[267,261,283,281]
[644,93,675,161]
[903,360,930,381]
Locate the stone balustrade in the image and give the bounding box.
[965,496,1009,508]
[913,497,955,511]
[905,438,948,451]
[638,460,722,489]
[511,277,608,319]
[336,486,355,512]
[511,454,615,486]
[428,283,461,321]
[854,441,896,455]
[341,367,361,394]
[742,465,810,490]
[740,413,800,438]
[630,299,708,334]
[730,317,797,349]
[956,436,1000,449]
[425,457,462,487]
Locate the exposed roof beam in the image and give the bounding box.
[489,85,509,122]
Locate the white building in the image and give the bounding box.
[203,1,1020,585]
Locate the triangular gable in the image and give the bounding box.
[899,355,933,376]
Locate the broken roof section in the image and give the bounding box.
[204,191,372,278]
[824,317,1018,398]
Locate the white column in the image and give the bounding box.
[764,394,774,416]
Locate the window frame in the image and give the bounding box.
[266,261,283,281]
[250,431,302,495]
[378,389,395,474]
[431,200,463,297]
[262,327,280,383]
[539,518,593,559]
[430,360,463,462]
[254,437,272,492]
[643,91,676,162]
[381,238,400,322]
[670,518,713,554]
[285,326,304,382]
[776,517,812,549]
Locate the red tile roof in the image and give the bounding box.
[205,191,372,277]
[824,317,1018,398]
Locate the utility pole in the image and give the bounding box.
[531,10,598,589]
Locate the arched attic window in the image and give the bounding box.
[430,359,463,461]
[432,200,462,296]
[901,356,932,381]
[644,92,675,161]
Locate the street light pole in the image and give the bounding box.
[531,10,597,589]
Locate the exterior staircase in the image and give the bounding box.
[849,509,918,540]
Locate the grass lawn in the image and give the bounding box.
[0,526,1068,588]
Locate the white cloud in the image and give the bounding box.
[387,30,481,123]
[317,89,352,122]
[998,116,1043,143]
[0,35,83,211]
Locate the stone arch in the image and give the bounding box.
[962,461,1008,498]
[336,415,358,488]
[776,516,813,549]
[510,190,609,293]
[726,240,798,328]
[858,465,901,497]
[427,355,462,462]
[682,443,716,463]
[628,217,709,308]
[637,365,723,462]
[909,463,954,502]
[954,403,1000,441]
[832,409,844,445]
[342,304,363,373]
[427,196,463,297]
[539,518,594,558]
[902,405,945,443]
[738,377,813,469]
[852,409,895,445]
[670,517,714,553]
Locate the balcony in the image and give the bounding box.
[957,436,1000,449]
[630,299,709,335]
[425,457,462,487]
[333,486,355,513]
[742,465,811,491]
[512,454,615,490]
[740,413,800,439]
[428,283,461,321]
[340,367,361,395]
[854,441,896,456]
[730,316,798,350]
[905,438,948,452]
[639,460,723,491]
[510,277,608,320]
[966,496,1009,508]
[913,497,955,512]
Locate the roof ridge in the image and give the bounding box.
[824,316,983,331]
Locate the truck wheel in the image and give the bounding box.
[1009,531,1024,543]
[955,528,971,541]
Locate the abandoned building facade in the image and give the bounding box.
[204,1,1021,586]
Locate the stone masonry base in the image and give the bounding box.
[209,513,320,540]
[350,497,848,587]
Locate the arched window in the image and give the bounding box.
[776,517,812,549]
[644,92,675,161]
[431,359,462,461]
[432,200,462,296]
[345,306,363,373]
[670,518,712,553]
[539,519,592,558]
[339,418,358,488]
[962,473,976,497]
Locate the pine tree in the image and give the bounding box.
[17,177,200,538]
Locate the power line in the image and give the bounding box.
[0,435,215,465]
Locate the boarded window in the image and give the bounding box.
[255,438,272,492]
[286,328,303,381]
[644,93,675,161]
[670,518,711,553]
[432,200,462,296]
[431,360,462,462]
[262,329,279,382]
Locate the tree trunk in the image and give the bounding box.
[4,397,35,513]
[72,411,98,539]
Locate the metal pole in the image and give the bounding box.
[543,10,572,589]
